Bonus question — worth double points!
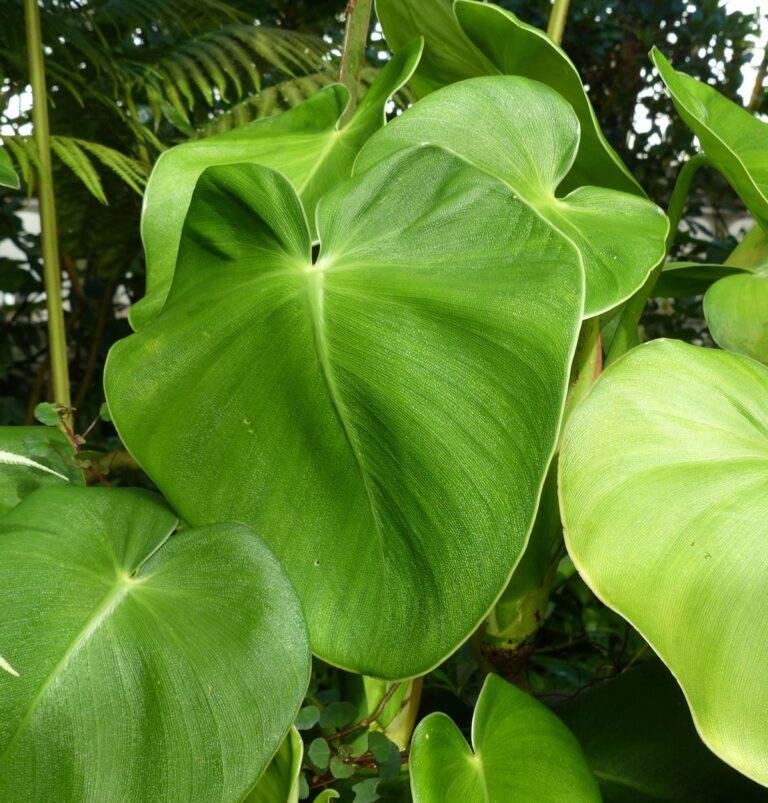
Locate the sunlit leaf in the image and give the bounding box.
[652,48,768,226]
[376,0,641,196]
[0,486,310,799]
[105,147,583,678]
[705,272,768,364]
[560,339,768,786]
[357,76,667,316]
[410,674,600,801]
[131,40,422,329]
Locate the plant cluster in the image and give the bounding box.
[1,0,768,801]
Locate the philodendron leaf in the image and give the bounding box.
[560,339,768,786]
[376,0,641,196]
[705,273,768,364]
[410,674,600,802]
[130,39,422,329]
[0,145,19,189]
[356,76,667,317]
[560,661,768,802]
[244,727,303,803]
[105,147,583,679]
[0,426,82,515]
[652,48,768,226]
[0,486,310,800]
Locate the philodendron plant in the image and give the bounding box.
[3,0,768,799]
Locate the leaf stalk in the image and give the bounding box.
[24,0,72,426]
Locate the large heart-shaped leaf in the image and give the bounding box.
[0,486,310,800]
[410,674,600,801]
[0,426,82,515]
[130,39,422,329]
[561,661,768,801]
[652,48,768,227]
[376,0,641,196]
[356,76,667,316]
[105,146,583,678]
[560,339,768,786]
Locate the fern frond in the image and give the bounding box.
[2,135,148,201]
[141,24,327,116]
[50,137,107,203]
[197,72,335,136]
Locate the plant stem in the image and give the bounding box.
[24,0,71,424]
[547,0,571,45]
[339,0,373,124]
[605,153,711,366]
[563,316,602,430]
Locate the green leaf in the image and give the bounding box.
[330,756,356,780]
[308,738,331,771]
[0,426,83,515]
[319,701,357,731]
[357,76,667,317]
[0,486,310,799]
[105,146,583,678]
[652,48,768,226]
[130,40,422,330]
[375,0,494,97]
[296,705,321,730]
[0,145,20,189]
[653,261,745,298]
[705,272,768,363]
[410,674,600,801]
[353,778,381,803]
[245,727,304,803]
[368,732,401,781]
[376,0,641,196]
[33,402,60,426]
[560,661,768,802]
[559,339,768,786]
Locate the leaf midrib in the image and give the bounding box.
[0,575,134,764]
[303,265,387,556]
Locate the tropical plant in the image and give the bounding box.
[3,0,768,800]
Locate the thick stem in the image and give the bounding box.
[339,0,374,124]
[605,154,711,366]
[24,0,71,423]
[547,0,571,45]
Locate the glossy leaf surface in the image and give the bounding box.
[0,486,310,800]
[131,40,421,328]
[376,0,640,196]
[561,662,768,802]
[652,48,768,226]
[0,426,82,515]
[357,76,667,316]
[560,339,768,786]
[106,147,583,678]
[410,674,600,802]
